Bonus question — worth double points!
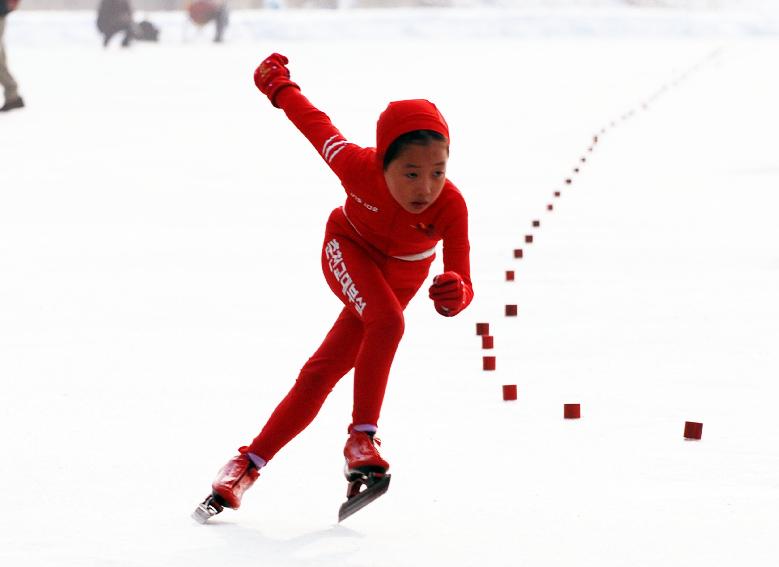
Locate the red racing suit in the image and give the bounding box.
[247,88,473,462]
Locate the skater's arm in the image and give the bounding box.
[275,88,361,179]
[254,53,360,181]
[429,193,473,317]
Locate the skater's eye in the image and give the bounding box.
[405,172,418,179]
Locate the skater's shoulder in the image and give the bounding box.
[335,145,382,179]
[436,180,468,211]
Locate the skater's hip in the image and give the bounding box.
[323,208,433,302]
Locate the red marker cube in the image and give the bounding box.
[513,249,524,259]
[525,234,533,244]
[564,404,581,419]
[502,385,517,401]
[532,220,540,228]
[565,178,572,184]
[505,270,515,281]
[482,335,494,349]
[554,191,561,197]
[684,421,703,440]
[547,204,554,211]
[476,323,490,336]
[483,356,496,371]
[505,304,518,317]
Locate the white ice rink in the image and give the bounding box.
[2,4,779,566]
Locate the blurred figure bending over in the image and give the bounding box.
[0,0,24,112]
[97,0,135,48]
[188,1,229,43]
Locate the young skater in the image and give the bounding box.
[195,53,473,520]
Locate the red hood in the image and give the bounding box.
[375,99,449,164]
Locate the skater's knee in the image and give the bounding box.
[367,308,405,343]
[295,363,342,397]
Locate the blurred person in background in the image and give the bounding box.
[0,0,24,112]
[97,0,135,48]
[187,0,229,43]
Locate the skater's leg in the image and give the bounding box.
[247,236,428,463]
[351,301,404,427]
[340,256,432,476]
[322,236,405,428]
[247,308,363,460]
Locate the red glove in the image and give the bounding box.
[253,53,300,108]
[429,272,472,317]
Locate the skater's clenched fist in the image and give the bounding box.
[254,53,300,107]
[429,271,472,317]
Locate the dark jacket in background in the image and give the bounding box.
[97,0,134,35]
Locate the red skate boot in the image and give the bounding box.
[339,428,392,522]
[343,428,390,479]
[211,446,260,508]
[192,447,259,523]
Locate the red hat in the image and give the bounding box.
[376,99,449,164]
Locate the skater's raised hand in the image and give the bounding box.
[254,53,300,107]
[429,271,471,317]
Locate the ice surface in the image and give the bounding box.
[1,7,778,567]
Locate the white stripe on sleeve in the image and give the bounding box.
[322,135,351,164]
[327,144,348,163]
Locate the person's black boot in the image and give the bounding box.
[0,97,25,112]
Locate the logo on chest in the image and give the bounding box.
[349,192,379,212]
[411,223,437,238]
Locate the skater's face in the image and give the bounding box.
[383,141,449,214]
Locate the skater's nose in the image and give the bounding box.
[419,178,435,197]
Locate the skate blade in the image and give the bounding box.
[192,496,223,524]
[192,504,214,524]
[338,474,391,522]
